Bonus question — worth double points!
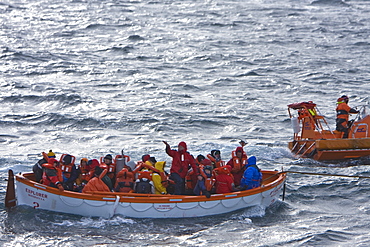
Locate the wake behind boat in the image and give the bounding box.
[5,169,286,218]
[287,101,370,161]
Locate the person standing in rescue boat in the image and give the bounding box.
[336,95,359,138]
[163,141,198,195]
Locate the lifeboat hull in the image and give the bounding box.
[10,171,286,219]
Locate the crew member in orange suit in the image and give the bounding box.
[336,95,359,138]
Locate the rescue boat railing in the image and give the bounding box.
[288,104,336,140]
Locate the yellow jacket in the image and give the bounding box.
[152,161,167,195]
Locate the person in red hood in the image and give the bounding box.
[163,141,198,195]
[226,146,248,186]
[214,165,237,194]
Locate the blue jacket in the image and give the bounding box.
[240,156,262,190]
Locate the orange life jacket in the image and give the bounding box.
[199,165,215,191]
[231,151,247,173]
[59,154,76,178]
[207,154,225,168]
[115,168,135,193]
[42,152,50,162]
[336,102,352,121]
[136,162,171,187]
[114,154,131,163]
[79,166,90,183]
[137,170,153,180]
[99,156,116,174]
[213,166,234,179]
[42,162,63,184]
[185,169,195,190]
[82,169,110,193]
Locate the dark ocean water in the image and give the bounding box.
[1,0,370,246]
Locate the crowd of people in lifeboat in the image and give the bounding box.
[33,141,263,196]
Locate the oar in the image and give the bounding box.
[5,169,17,208]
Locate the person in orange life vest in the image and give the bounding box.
[127,154,151,180]
[163,141,198,195]
[82,166,111,193]
[193,162,213,198]
[87,159,112,189]
[114,167,135,193]
[214,165,237,194]
[185,154,212,194]
[113,160,142,192]
[240,156,262,190]
[96,163,114,191]
[102,154,116,185]
[42,158,64,192]
[59,154,80,191]
[207,149,225,168]
[75,158,89,192]
[226,146,247,186]
[86,159,100,180]
[336,95,359,138]
[33,150,55,183]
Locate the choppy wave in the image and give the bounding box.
[1,0,370,245]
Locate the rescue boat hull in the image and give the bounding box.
[289,138,370,161]
[10,170,286,219]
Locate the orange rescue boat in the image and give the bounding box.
[287,101,370,161]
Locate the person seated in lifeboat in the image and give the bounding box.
[226,145,248,187]
[75,158,90,192]
[239,156,262,190]
[133,156,156,194]
[151,158,171,195]
[97,162,114,191]
[41,158,64,192]
[185,155,212,195]
[193,160,214,198]
[213,165,237,194]
[59,154,80,191]
[86,159,100,179]
[207,149,225,168]
[114,168,135,193]
[33,150,55,183]
[82,166,111,193]
[101,154,116,185]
